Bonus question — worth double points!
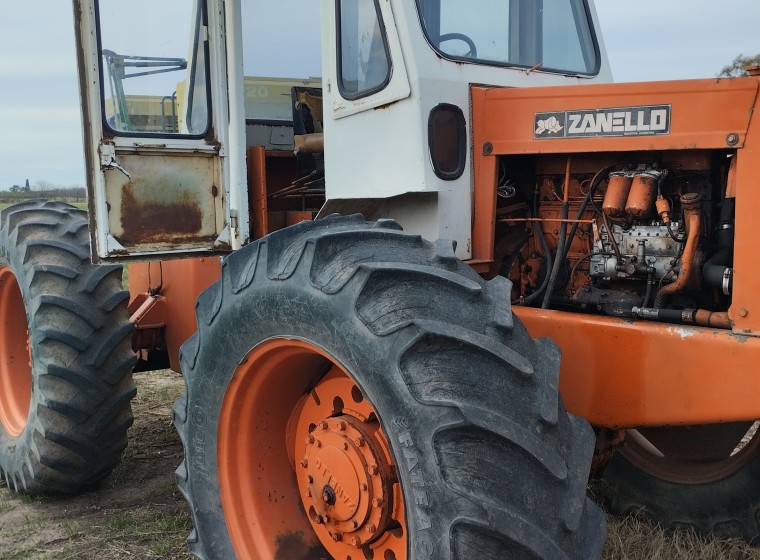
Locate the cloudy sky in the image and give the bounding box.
[0,0,758,189]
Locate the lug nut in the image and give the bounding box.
[319,421,329,430]
[305,434,315,444]
[354,437,364,447]
[351,536,361,546]
[337,420,346,431]
[315,440,322,448]
[368,465,378,475]
[299,458,308,468]
[332,532,343,542]
[314,516,323,525]
[372,498,383,507]
[366,524,376,534]
[352,520,359,529]
[361,483,368,491]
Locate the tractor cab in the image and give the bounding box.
[74,0,611,262]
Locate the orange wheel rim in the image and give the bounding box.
[218,338,407,560]
[0,266,31,437]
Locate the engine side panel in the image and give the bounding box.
[471,77,760,427]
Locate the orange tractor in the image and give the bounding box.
[0,0,758,558]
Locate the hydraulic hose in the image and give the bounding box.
[703,198,735,295]
[523,219,553,305]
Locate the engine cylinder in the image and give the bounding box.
[603,173,633,218]
[625,171,659,219]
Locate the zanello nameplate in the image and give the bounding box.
[534,105,671,139]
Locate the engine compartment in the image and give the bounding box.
[496,150,735,328]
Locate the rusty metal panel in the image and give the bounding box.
[104,153,225,254]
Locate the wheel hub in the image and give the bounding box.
[299,415,394,547]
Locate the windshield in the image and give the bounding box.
[416,0,598,76]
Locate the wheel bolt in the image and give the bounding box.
[314,516,323,525]
[337,420,346,431]
[332,532,343,542]
[361,483,368,491]
[366,524,376,534]
[351,536,361,546]
[305,434,315,444]
[355,437,365,447]
[372,498,383,507]
[352,520,359,528]
[299,458,308,468]
[368,465,378,475]
[319,421,329,430]
[315,440,322,448]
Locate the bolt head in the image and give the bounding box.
[299,458,308,468]
[372,497,383,507]
[361,483,368,491]
[319,420,329,430]
[740,308,749,318]
[332,532,342,542]
[366,524,376,534]
[351,536,361,546]
[337,420,346,431]
[368,465,378,475]
[305,434,315,444]
[314,515,323,525]
[354,437,365,447]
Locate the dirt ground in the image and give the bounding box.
[1,369,759,560]
[0,371,192,560]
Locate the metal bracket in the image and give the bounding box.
[99,143,131,179]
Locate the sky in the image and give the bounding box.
[0,0,758,189]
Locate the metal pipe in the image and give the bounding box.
[225,0,249,249]
[247,147,269,240]
[654,194,702,308]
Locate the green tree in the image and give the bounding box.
[719,53,760,77]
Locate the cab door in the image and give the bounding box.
[74,0,248,261]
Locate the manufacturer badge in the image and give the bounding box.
[534,105,671,139]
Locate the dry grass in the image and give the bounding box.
[603,515,760,559]
[2,370,760,558]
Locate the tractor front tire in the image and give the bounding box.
[0,200,136,494]
[175,215,606,559]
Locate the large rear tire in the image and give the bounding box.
[598,422,760,543]
[0,200,136,494]
[174,215,606,559]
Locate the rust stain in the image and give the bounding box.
[119,182,204,245]
[273,531,327,560]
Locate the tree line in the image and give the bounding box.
[1,180,86,204]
